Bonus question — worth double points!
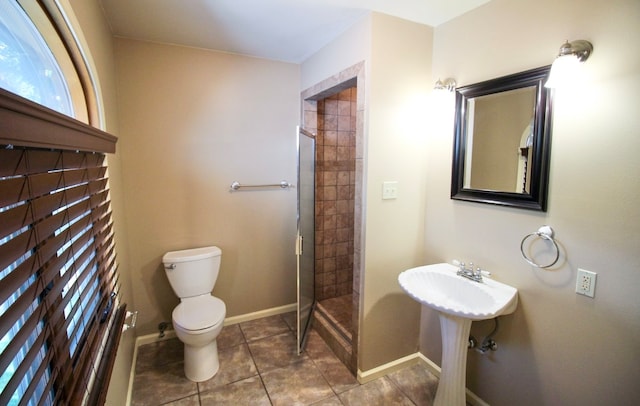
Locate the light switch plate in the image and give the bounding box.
[382,181,398,199]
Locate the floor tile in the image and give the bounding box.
[135,338,183,374]
[240,314,290,341]
[217,324,246,349]
[131,360,197,406]
[199,376,270,405]
[281,310,297,331]
[338,376,415,406]
[197,343,258,392]
[261,357,335,406]
[247,331,303,373]
[305,330,358,393]
[387,363,439,406]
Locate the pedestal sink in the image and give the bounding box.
[398,263,518,406]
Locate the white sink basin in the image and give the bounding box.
[398,263,518,320]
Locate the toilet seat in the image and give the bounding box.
[173,295,225,332]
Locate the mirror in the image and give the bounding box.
[451,66,552,211]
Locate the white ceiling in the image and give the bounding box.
[100,0,490,63]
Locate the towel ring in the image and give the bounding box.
[520,225,560,269]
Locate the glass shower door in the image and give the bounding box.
[296,126,315,354]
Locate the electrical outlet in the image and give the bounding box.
[576,268,597,298]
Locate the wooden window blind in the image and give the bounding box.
[0,88,123,405]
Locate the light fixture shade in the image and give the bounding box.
[545,54,581,88]
[545,40,593,88]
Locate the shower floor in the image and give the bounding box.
[317,294,352,342]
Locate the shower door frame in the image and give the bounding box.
[296,125,316,354]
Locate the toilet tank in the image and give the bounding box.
[162,246,222,298]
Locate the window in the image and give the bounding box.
[0,1,122,405]
[0,0,74,116]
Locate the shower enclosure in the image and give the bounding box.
[297,63,365,373]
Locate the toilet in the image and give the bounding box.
[162,246,226,382]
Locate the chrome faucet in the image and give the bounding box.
[457,262,484,282]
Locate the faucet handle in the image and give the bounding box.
[475,267,491,278]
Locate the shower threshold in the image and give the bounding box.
[313,294,355,373]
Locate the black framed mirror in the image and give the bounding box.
[451,66,553,211]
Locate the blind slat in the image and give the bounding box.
[0,175,108,242]
[0,149,105,178]
[0,229,38,278]
[0,203,31,241]
[18,345,52,406]
[0,179,110,270]
[0,298,44,374]
[0,267,41,341]
[0,324,49,405]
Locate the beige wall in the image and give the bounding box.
[65,1,134,404]
[300,16,371,91]
[425,0,640,404]
[114,39,301,334]
[361,13,433,371]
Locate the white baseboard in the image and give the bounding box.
[224,303,297,325]
[135,329,178,347]
[357,353,422,383]
[125,303,297,405]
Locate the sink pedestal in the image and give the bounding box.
[434,313,472,406]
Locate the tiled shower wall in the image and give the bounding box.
[315,88,356,301]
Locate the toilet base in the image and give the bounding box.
[183,339,219,382]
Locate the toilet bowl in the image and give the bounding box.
[162,246,226,382]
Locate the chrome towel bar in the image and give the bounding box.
[230,180,291,190]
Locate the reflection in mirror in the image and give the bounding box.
[464,86,536,192]
[452,66,552,211]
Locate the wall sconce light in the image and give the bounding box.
[545,40,593,88]
[434,78,457,92]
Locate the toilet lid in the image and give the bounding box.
[173,296,225,331]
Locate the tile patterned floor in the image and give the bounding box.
[131,312,440,405]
